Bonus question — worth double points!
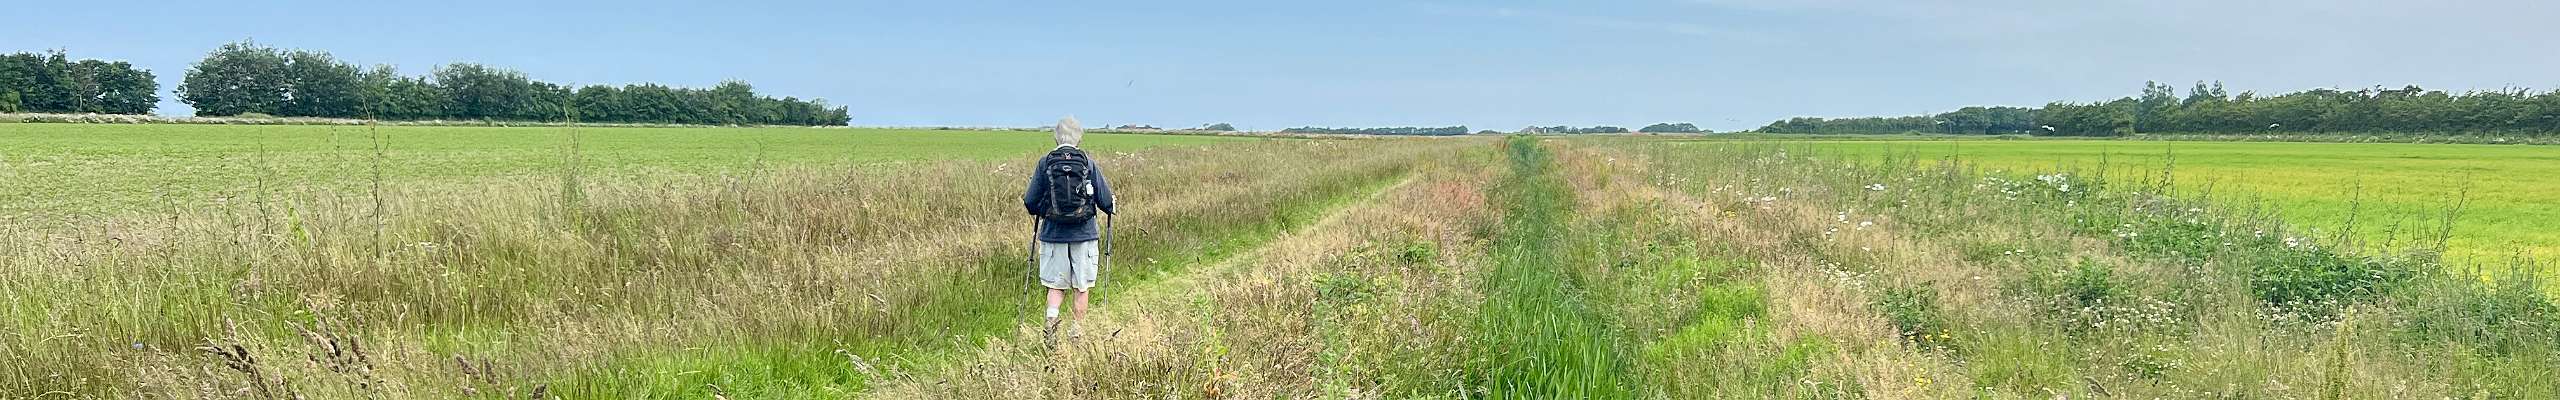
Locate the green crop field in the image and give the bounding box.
[1691,139,2560,273]
[0,124,1259,219]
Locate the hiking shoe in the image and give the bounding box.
[1042,317,1062,348]
[1069,322,1083,341]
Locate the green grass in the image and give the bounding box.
[1473,136,1630,398]
[0,124,1258,219]
[543,145,1428,398]
[0,129,1433,399]
[1614,136,2560,398]
[17,125,2555,398]
[1713,139,2560,274]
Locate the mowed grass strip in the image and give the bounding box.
[559,167,1421,399]
[0,124,1259,219]
[1732,139,2560,273]
[1472,136,1629,398]
[1544,145,1841,398]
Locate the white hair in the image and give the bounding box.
[1053,116,1084,147]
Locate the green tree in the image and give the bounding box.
[384,75,450,120]
[2035,100,2134,136]
[61,59,106,113]
[278,50,362,117]
[1758,80,2560,137]
[153,42,849,124]
[433,63,533,120]
[0,53,32,106]
[512,81,573,121]
[0,51,156,114]
[86,60,157,114]
[1639,122,1701,133]
[178,41,292,116]
[19,51,73,112]
[708,80,757,125]
[1282,126,1468,135]
[574,85,625,122]
[2133,81,2178,133]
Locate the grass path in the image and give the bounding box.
[867,175,1420,397]
[1566,144,1982,396]
[544,143,1436,398]
[1471,136,1629,397]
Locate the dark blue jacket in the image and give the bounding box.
[1024,147,1115,243]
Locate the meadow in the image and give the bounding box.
[3,126,2554,399]
[1723,139,2559,280]
[0,124,1258,220]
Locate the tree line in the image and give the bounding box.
[1639,122,1706,133]
[1525,124,1711,134]
[1759,81,2560,136]
[3,42,852,126]
[1281,126,1471,136]
[1523,125,1628,134]
[1273,123,1706,136]
[0,50,159,114]
[1758,106,2043,135]
[176,41,849,125]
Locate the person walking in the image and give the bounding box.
[1025,116,1115,347]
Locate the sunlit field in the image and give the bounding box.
[6,130,2553,399]
[1698,139,2560,278]
[1578,135,2557,398]
[0,124,1259,219]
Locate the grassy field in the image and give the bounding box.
[6,128,2555,399]
[2,125,1454,398]
[1700,139,2560,275]
[0,124,1258,219]
[1578,136,2559,398]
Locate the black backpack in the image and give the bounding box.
[1037,147,1098,223]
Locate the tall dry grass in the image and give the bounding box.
[1,136,1475,398]
[870,142,1496,399]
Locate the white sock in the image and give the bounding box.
[1046,307,1059,319]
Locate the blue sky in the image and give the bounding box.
[10,0,2557,131]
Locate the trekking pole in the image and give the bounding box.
[1102,212,1113,287]
[1023,216,1040,323]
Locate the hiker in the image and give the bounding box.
[1025,116,1115,345]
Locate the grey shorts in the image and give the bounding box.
[1038,240,1100,291]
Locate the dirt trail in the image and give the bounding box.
[864,175,1423,398]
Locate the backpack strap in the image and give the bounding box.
[1048,146,1087,159]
